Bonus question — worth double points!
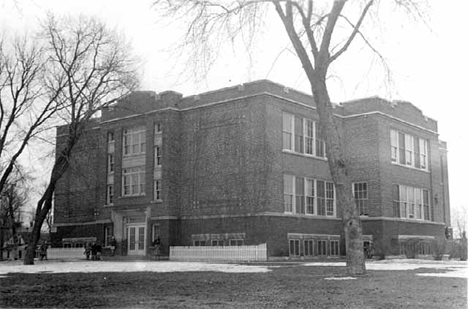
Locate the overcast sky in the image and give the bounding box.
[2,0,467,220]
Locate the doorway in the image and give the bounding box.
[127,224,146,256]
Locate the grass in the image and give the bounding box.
[0,263,466,308]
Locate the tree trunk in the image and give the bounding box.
[310,75,366,275]
[24,133,76,265]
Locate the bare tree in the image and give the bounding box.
[0,35,64,198]
[153,0,426,274]
[0,165,28,261]
[23,14,140,265]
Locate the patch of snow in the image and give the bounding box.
[0,261,271,275]
[324,276,357,280]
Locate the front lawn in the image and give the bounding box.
[0,261,466,308]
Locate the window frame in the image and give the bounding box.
[352,182,369,216]
[122,167,146,196]
[123,127,146,156]
[390,129,428,171]
[394,184,431,221]
[284,175,335,217]
[282,112,326,159]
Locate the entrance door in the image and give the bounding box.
[127,224,146,256]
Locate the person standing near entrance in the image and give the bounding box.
[152,236,162,260]
[110,237,117,256]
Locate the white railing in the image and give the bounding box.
[47,248,85,260]
[169,244,267,262]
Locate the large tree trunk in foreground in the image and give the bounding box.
[24,140,74,265]
[311,75,366,275]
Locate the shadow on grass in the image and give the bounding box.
[0,265,466,308]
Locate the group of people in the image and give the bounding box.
[84,242,102,260]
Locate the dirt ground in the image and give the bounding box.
[0,260,466,308]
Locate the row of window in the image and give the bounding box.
[391,130,428,170]
[283,113,430,172]
[393,184,431,220]
[283,113,326,158]
[283,175,336,216]
[289,238,340,257]
[284,175,431,221]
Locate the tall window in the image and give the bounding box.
[122,167,145,196]
[294,116,304,153]
[107,132,115,153]
[282,112,326,158]
[394,184,430,220]
[283,175,335,217]
[305,179,315,215]
[283,174,294,213]
[353,182,369,216]
[106,184,114,205]
[283,113,293,150]
[107,154,114,173]
[123,127,146,156]
[390,130,428,170]
[155,146,162,166]
[154,179,161,201]
[295,177,305,214]
[316,180,326,215]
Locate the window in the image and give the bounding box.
[283,113,293,150]
[306,179,315,215]
[283,174,294,213]
[317,180,326,216]
[330,240,339,256]
[155,122,162,134]
[353,182,369,216]
[390,130,428,170]
[107,132,115,153]
[282,112,326,158]
[392,184,400,217]
[305,120,314,155]
[106,185,114,205]
[155,146,162,166]
[104,226,112,247]
[326,182,335,216]
[294,116,304,153]
[317,240,327,256]
[284,175,335,217]
[304,239,314,256]
[229,239,244,246]
[107,154,114,173]
[289,239,301,257]
[154,179,161,201]
[295,177,305,214]
[394,184,430,220]
[122,167,145,196]
[212,240,224,246]
[194,240,206,246]
[123,127,146,156]
[423,190,430,221]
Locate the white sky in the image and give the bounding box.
[1,0,467,221]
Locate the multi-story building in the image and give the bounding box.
[52,80,451,258]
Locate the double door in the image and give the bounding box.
[127,224,146,256]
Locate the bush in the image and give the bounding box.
[432,238,446,261]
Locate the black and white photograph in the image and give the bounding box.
[0,0,466,308]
